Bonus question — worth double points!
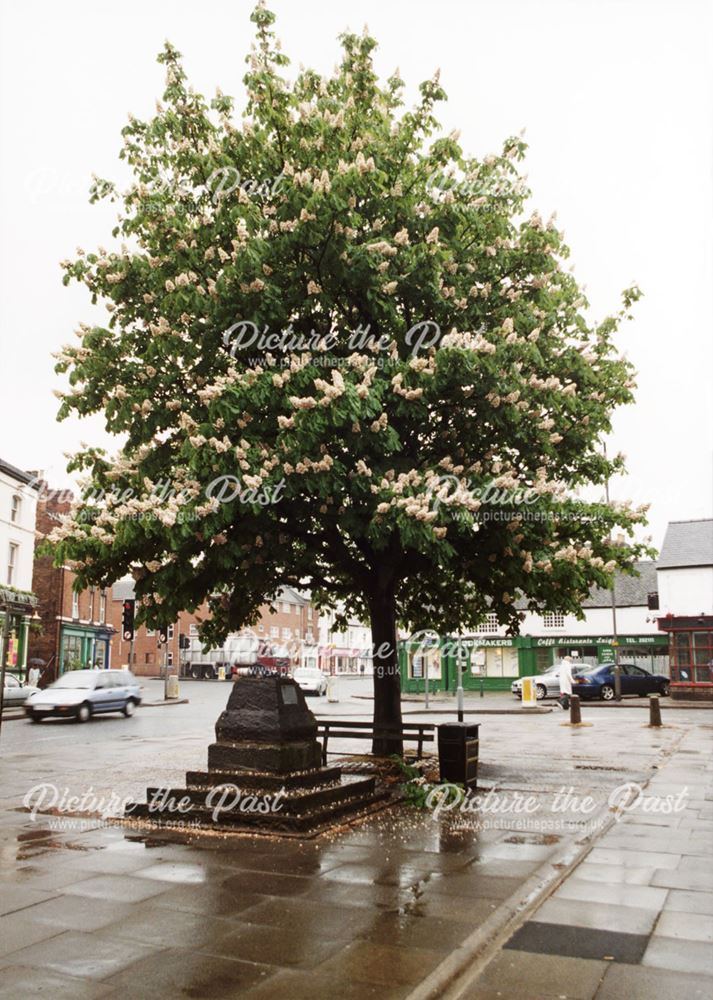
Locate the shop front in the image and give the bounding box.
[399,636,521,693]
[518,635,669,676]
[657,615,713,701]
[399,633,669,695]
[318,644,372,675]
[0,587,38,680]
[59,624,114,673]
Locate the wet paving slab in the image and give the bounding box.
[0,705,706,997]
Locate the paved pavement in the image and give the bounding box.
[0,681,710,999]
[449,720,713,1000]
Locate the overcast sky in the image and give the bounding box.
[0,0,711,549]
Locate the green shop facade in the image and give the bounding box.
[398,632,669,694]
[57,623,114,674]
[0,587,38,679]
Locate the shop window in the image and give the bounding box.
[61,634,83,671]
[672,632,690,664]
[693,632,712,663]
[671,631,713,683]
[536,648,552,672]
[409,647,441,680]
[477,646,518,677]
[543,613,565,630]
[558,645,597,667]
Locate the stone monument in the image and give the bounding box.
[125,675,384,835]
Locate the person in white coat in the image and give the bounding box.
[558,656,574,710]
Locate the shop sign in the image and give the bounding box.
[535,635,664,648]
[467,638,514,648]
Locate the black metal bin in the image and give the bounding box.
[438,722,479,789]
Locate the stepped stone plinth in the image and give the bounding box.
[208,675,322,773]
[125,675,385,835]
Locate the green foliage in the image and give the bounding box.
[50,2,651,652]
[390,755,462,810]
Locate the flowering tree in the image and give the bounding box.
[52,2,650,752]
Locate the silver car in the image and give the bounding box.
[3,674,39,707]
[511,662,585,701]
[24,669,142,723]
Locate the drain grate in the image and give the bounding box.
[574,765,628,772]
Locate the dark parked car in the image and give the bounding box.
[574,663,670,701]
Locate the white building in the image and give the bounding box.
[657,520,713,616]
[461,560,664,671]
[0,458,40,674]
[318,604,373,674]
[656,519,713,699]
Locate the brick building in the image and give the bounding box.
[29,484,115,681]
[109,582,318,677]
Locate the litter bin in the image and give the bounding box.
[166,674,180,699]
[438,722,479,790]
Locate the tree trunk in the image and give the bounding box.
[368,584,403,757]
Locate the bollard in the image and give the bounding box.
[569,694,582,725]
[649,694,662,727]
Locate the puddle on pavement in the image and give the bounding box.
[16,828,55,843]
[15,835,95,861]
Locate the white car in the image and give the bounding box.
[25,669,142,723]
[3,674,39,707]
[293,666,328,696]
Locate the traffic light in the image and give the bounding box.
[179,633,189,650]
[121,599,135,641]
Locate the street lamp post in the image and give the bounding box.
[603,443,622,702]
